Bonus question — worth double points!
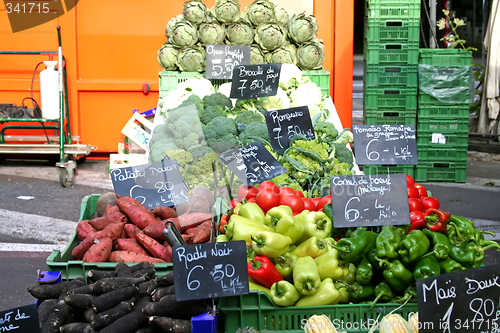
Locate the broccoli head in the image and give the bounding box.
[314,120,338,142]
[333,143,354,169]
[199,105,225,125]
[178,94,204,113]
[234,110,265,131]
[149,123,172,147]
[203,92,233,110]
[203,116,238,153]
[238,121,270,146]
[231,98,267,117]
[148,138,180,163]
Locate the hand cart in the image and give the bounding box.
[0,27,96,187]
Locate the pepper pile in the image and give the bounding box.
[216,174,500,308]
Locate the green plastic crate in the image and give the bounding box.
[366,0,420,4]
[46,194,174,282]
[418,48,473,66]
[416,117,469,146]
[364,39,419,65]
[362,164,416,178]
[364,86,418,110]
[417,93,472,106]
[417,144,468,162]
[417,105,470,119]
[364,17,420,42]
[159,69,330,97]
[365,1,421,20]
[218,291,418,333]
[364,62,418,87]
[363,109,417,125]
[415,160,467,183]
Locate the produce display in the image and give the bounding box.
[28,264,210,332]
[217,174,500,311]
[157,0,324,71]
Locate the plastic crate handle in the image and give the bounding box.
[384,67,402,72]
[383,90,401,95]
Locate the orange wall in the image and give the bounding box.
[0,0,353,153]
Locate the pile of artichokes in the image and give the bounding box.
[157,0,324,72]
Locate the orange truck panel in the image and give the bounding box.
[0,0,353,154]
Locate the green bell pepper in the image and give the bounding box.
[375,225,403,259]
[216,234,229,242]
[333,227,378,263]
[391,284,417,304]
[264,205,293,229]
[314,249,349,281]
[238,202,266,224]
[397,229,430,264]
[371,281,396,308]
[335,282,350,304]
[251,231,292,258]
[438,257,466,274]
[445,215,479,246]
[275,216,304,245]
[293,256,321,296]
[343,263,357,285]
[290,236,328,258]
[420,229,451,260]
[297,211,333,243]
[227,215,273,243]
[272,252,298,282]
[270,280,301,307]
[355,256,373,285]
[295,278,340,307]
[377,258,414,293]
[413,255,441,281]
[246,246,256,264]
[249,281,271,297]
[348,281,375,303]
[448,241,500,268]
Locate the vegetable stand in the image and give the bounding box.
[0,27,96,187]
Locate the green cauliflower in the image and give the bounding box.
[149,139,181,163]
[238,121,270,145]
[203,92,233,110]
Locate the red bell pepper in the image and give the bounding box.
[407,210,426,234]
[248,256,284,289]
[424,208,451,233]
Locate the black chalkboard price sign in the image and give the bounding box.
[110,160,189,210]
[205,45,251,79]
[230,63,281,99]
[417,263,500,333]
[330,173,410,228]
[172,240,249,301]
[218,141,286,186]
[0,304,39,333]
[265,106,315,153]
[352,124,418,165]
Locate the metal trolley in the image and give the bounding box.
[0,27,96,187]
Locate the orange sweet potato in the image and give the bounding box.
[152,206,177,220]
[108,251,166,263]
[83,238,113,262]
[88,217,119,231]
[135,231,169,261]
[178,213,212,232]
[76,220,97,241]
[103,204,129,222]
[124,223,141,239]
[113,238,149,256]
[193,220,212,244]
[72,223,125,260]
[116,196,160,229]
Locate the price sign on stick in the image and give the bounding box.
[205,45,250,79]
[218,141,286,186]
[417,263,500,333]
[352,124,418,165]
[265,106,315,153]
[110,160,189,209]
[0,304,39,333]
[230,63,281,99]
[330,173,410,228]
[172,241,249,301]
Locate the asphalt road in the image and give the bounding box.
[0,155,499,312]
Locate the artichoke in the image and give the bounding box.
[226,17,254,45]
[289,12,318,45]
[245,0,276,27]
[254,22,287,51]
[211,0,242,23]
[274,5,290,29]
[183,0,208,25]
[250,44,267,65]
[169,20,199,48]
[165,14,185,38]
[157,43,180,71]
[177,46,206,72]
[296,38,324,70]
[266,43,297,65]
[198,16,226,45]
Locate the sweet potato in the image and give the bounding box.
[135,231,169,261]
[115,196,159,229]
[109,251,166,264]
[76,220,97,241]
[88,217,118,231]
[72,223,125,260]
[83,237,113,262]
[103,203,129,222]
[124,223,141,239]
[142,218,181,240]
[113,238,149,256]
[152,206,177,220]
[175,194,212,216]
[181,234,193,244]
[193,220,212,243]
[178,212,212,232]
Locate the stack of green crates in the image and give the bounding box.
[362,0,420,177]
[415,49,473,183]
